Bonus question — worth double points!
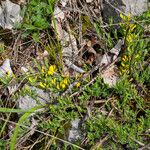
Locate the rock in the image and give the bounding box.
[102,0,149,24]
[68,119,81,142]
[0,0,21,29]
[122,0,148,16]
[0,59,13,77]
[17,85,50,110]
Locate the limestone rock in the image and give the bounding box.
[17,85,50,110]
[68,119,81,142]
[0,0,21,29]
[102,0,149,24]
[0,59,13,77]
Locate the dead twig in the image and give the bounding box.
[64,59,85,73]
[129,136,145,147]
[69,57,119,98]
[90,135,109,150]
[138,143,150,150]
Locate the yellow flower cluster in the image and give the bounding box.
[75,82,81,88]
[39,65,57,89]
[58,78,69,89]
[39,65,81,91]
[120,13,137,44]
[120,55,130,75]
[40,82,46,88]
[119,13,139,75]
[51,78,56,85]
[48,65,56,75]
[126,24,137,43]
[120,13,131,21]
[40,78,57,89]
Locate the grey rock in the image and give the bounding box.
[123,0,148,16]
[103,0,149,24]
[17,85,50,110]
[0,0,21,29]
[0,59,13,77]
[68,119,81,142]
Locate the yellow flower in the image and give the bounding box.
[25,85,29,90]
[51,78,56,85]
[121,62,125,67]
[60,80,66,88]
[120,13,124,19]
[6,71,10,75]
[120,13,126,20]
[29,76,37,83]
[40,82,46,88]
[126,34,134,43]
[41,66,45,74]
[60,83,66,89]
[75,74,79,80]
[75,82,81,88]
[56,84,60,90]
[28,77,33,83]
[48,65,56,75]
[63,78,69,85]
[120,13,132,21]
[12,73,15,78]
[135,54,140,59]
[122,55,128,62]
[129,24,136,32]
[129,78,133,82]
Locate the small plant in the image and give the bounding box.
[0,139,6,150]
[0,42,5,54]
[0,73,14,88]
[19,0,55,40]
[27,63,70,94]
[119,13,149,77]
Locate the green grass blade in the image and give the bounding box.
[10,105,43,150]
[0,107,39,113]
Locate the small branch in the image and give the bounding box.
[138,143,150,150]
[91,135,109,150]
[129,136,145,147]
[64,59,85,73]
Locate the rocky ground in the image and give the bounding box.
[0,0,150,149]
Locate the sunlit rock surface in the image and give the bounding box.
[0,0,21,29]
[68,119,81,142]
[122,0,148,16]
[17,85,50,110]
[0,59,13,77]
[103,0,149,24]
